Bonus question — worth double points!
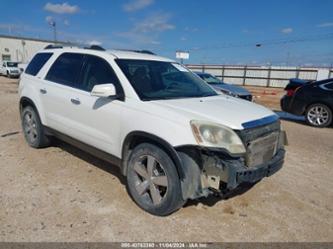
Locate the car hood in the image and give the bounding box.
[7,67,19,70]
[151,95,276,130]
[211,83,251,96]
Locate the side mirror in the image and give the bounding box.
[91,83,116,97]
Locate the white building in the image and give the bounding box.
[0,34,72,63]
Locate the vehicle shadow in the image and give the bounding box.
[274,110,307,125]
[184,182,258,208]
[51,139,258,209]
[52,138,126,185]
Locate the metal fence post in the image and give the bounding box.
[242,65,247,86]
[267,66,271,87]
[296,67,300,79]
[202,65,205,73]
[221,66,225,81]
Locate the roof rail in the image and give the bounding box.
[44,44,63,49]
[84,45,105,51]
[117,49,155,55]
[139,50,155,55]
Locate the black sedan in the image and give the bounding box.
[281,78,333,127]
[195,72,253,101]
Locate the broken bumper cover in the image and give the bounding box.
[197,147,285,195]
[177,146,285,200]
[229,148,285,189]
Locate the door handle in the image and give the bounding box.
[40,88,47,94]
[70,98,81,105]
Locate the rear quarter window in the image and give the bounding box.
[25,53,53,76]
[324,83,333,90]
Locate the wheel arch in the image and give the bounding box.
[19,97,45,124]
[20,97,38,113]
[121,131,185,179]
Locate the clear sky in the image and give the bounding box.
[1,0,333,66]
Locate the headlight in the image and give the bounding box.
[221,90,238,97]
[190,120,246,154]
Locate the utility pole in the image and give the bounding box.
[48,20,57,43]
[286,51,290,67]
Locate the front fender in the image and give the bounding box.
[19,77,47,126]
[121,131,185,179]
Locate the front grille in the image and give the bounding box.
[237,121,280,168]
[245,131,279,167]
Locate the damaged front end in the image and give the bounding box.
[177,120,287,200]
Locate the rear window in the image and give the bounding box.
[324,83,333,90]
[45,53,84,87]
[25,53,53,76]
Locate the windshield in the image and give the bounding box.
[116,59,217,101]
[6,62,18,67]
[199,74,223,84]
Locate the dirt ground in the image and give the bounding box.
[0,76,332,242]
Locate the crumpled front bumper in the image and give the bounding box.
[227,148,285,189]
[177,146,286,200]
[199,148,285,192]
[177,121,287,200]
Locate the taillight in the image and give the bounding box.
[286,89,295,96]
[286,86,300,97]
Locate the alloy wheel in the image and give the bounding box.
[133,155,168,206]
[23,111,38,143]
[307,105,330,126]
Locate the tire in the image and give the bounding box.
[21,106,51,148]
[6,71,9,78]
[126,143,185,216]
[305,103,332,128]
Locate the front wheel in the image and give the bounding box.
[305,103,332,128]
[126,143,185,216]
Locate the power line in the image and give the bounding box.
[190,33,333,51]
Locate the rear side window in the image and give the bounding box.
[78,55,122,93]
[25,53,53,76]
[45,53,84,87]
[324,83,333,90]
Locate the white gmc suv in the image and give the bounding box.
[19,45,286,216]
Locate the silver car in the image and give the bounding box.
[195,72,252,101]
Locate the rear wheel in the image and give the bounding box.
[305,103,332,127]
[126,143,185,216]
[21,106,51,148]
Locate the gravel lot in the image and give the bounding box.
[0,76,332,242]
